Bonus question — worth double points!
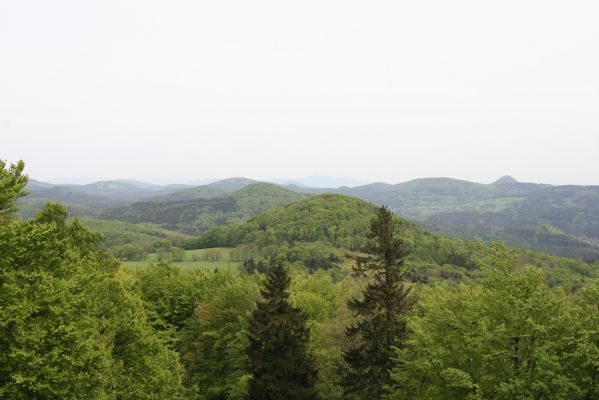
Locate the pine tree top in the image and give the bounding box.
[260,262,291,301]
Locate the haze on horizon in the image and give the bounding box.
[2,0,598,186]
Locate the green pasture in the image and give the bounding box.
[120,247,242,271]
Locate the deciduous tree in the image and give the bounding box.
[0,159,28,221]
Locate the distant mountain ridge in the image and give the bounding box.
[309,177,599,260]
[19,175,599,260]
[97,183,310,235]
[270,175,366,188]
[19,177,265,217]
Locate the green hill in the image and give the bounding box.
[18,180,192,217]
[331,178,497,212]
[188,194,376,248]
[77,217,189,248]
[298,177,599,260]
[160,185,228,201]
[17,186,122,218]
[187,194,599,288]
[20,175,599,260]
[208,177,259,191]
[423,185,599,260]
[99,183,310,235]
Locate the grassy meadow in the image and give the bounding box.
[119,247,242,271]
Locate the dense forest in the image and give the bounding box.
[3,160,599,399]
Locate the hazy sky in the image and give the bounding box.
[2,0,598,185]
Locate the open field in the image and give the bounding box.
[120,247,242,271]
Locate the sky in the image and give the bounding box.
[1,0,598,185]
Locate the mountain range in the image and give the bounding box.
[19,175,599,260]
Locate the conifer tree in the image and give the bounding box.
[247,263,319,400]
[342,206,415,400]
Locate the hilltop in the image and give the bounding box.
[188,194,377,248]
[186,194,599,287]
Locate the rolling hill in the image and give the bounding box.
[99,183,310,235]
[17,186,122,218]
[292,177,599,260]
[422,185,599,260]
[186,194,599,288]
[17,177,266,217]
[76,217,189,248]
[18,175,599,260]
[187,194,376,249]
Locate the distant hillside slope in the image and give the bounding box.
[160,185,228,201]
[331,177,548,219]
[293,177,599,260]
[77,217,189,248]
[62,181,191,201]
[18,177,264,217]
[99,183,310,235]
[17,186,122,218]
[208,177,258,191]
[19,175,599,260]
[19,180,188,215]
[187,194,599,288]
[424,185,599,260]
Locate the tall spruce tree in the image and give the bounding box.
[247,263,319,400]
[342,206,416,400]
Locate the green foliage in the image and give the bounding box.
[7,162,599,400]
[91,271,186,400]
[229,183,310,221]
[185,274,261,400]
[291,270,351,400]
[0,159,28,220]
[343,206,416,400]
[389,243,593,400]
[571,280,599,397]
[188,194,599,288]
[136,264,235,341]
[112,243,147,261]
[188,194,374,249]
[0,202,186,399]
[247,263,319,400]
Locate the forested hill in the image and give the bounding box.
[20,175,599,260]
[17,177,262,218]
[99,183,310,235]
[188,194,376,249]
[296,177,599,260]
[187,194,599,288]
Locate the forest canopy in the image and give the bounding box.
[2,160,599,399]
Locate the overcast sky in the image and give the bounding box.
[2,0,598,185]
